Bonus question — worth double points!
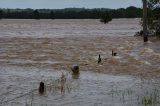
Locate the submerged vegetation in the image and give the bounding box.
[142,92,160,106]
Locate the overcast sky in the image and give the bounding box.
[0,0,142,9]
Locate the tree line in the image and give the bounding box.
[0,6,142,19]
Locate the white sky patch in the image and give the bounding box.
[0,0,142,9]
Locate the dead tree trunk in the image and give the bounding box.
[143,0,148,42]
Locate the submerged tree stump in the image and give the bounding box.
[98,54,101,64]
[39,81,45,95]
[71,66,79,75]
[112,50,117,56]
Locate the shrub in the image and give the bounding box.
[100,12,112,24]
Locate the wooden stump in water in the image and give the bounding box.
[98,54,101,64]
[112,50,117,56]
[71,66,79,75]
[39,82,45,95]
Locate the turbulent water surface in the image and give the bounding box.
[0,19,160,106]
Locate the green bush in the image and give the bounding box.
[100,12,112,24]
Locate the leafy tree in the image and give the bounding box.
[147,0,160,36]
[100,11,112,24]
[148,0,160,8]
[50,11,55,19]
[126,6,142,18]
[34,10,40,19]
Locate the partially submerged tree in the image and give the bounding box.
[137,0,160,38]
[147,0,160,36]
[143,0,148,42]
[100,11,112,24]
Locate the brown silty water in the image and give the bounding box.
[0,19,160,106]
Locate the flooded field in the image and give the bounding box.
[0,19,160,106]
[0,66,160,106]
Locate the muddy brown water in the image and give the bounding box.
[0,19,160,106]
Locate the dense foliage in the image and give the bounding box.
[0,6,142,19]
[147,0,160,36]
[100,11,112,23]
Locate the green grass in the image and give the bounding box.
[142,94,159,106]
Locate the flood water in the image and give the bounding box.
[0,19,160,106]
[0,66,160,106]
[0,19,140,37]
